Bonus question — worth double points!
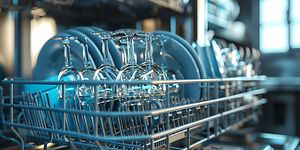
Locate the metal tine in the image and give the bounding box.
[178,97,186,126]
[72,95,83,134]
[45,92,55,142]
[68,94,80,145]
[99,113,106,136]
[108,93,122,136]
[90,98,106,148]
[98,96,111,136]
[76,95,90,135]
[137,98,145,134]
[26,93,41,137]
[93,85,101,138]
[173,97,180,127]
[92,96,106,150]
[109,114,117,136]
[54,104,61,135]
[19,101,29,125]
[31,93,46,137]
[141,96,149,134]
[121,89,130,135]
[60,84,67,142]
[20,92,33,136]
[125,97,136,136]
[132,99,141,135]
[115,97,127,136]
[140,99,149,135]
[132,105,141,136]
[67,97,80,133]
[74,95,95,146]
[170,97,178,127]
[118,97,127,135]
[106,100,116,137]
[124,103,132,136]
[45,93,57,128]
[143,98,152,133]
[38,92,54,138]
[132,97,141,135]
[33,94,48,137]
[33,94,47,134]
[63,96,73,143]
[106,98,115,136]
[20,93,30,124]
[39,92,52,129]
[22,92,35,135]
[115,102,124,136]
[68,136,77,150]
[87,105,96,135]
[121,98,130,135]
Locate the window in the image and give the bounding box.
[259,0,300,53]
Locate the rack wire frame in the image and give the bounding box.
[0,76,267,150]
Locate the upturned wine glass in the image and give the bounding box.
[137,32,168,96]
[78,37,97,106]
[53,36,83,100]
[92,31,119,101]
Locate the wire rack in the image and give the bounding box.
[0,76,266,150]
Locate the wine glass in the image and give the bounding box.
[53,36,83,100]
[92,31,119,102]
[153,34,180,95]
[137,32,168,95]
[78,37,97,106]
[136,32,171,112]
[112,29,147,111]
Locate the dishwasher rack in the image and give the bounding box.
[0,76,267,150]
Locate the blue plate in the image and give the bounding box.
[154,31,207,79]
[33,33,96,80]
[154,31,207,99]
[151,36,201,100]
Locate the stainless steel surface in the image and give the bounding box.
[205,132,300,150]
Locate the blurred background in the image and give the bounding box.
[0,0,300,149]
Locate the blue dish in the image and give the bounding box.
[153,31,206,97]
[153,31,205,100]
[151,36,201,100]
[154,30,207,79]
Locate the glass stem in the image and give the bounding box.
[127,36,136,65]
[83,38,91,68]
[102,38,111,65]
[64,43,72,68]
[145,35,154,65]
